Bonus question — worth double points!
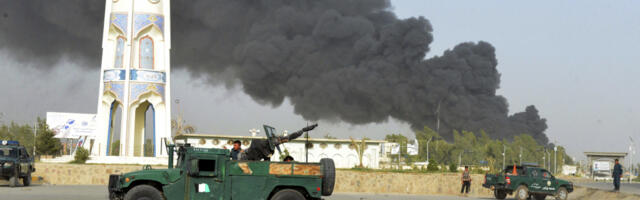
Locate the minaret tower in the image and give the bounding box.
[94,0,171,158]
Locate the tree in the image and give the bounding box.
[111,140,120,156]
[350,137,369,168]
[144,139,153,157]
[427,159,439,172]
[171,114,195,136]
[72,147,89,164]
[35,118,62,156]
[323,134,337,139]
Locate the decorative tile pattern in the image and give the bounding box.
[104,69,126,81]
[134,14,164,36]
[111,13,128,34]
[129,83,165,102]
[104,82,124,102]
[130,70,165,83]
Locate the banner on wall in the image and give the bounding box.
[46,112,97,139]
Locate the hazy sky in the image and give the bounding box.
[0,0,638,162]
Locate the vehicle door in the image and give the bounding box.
[186,154,225,200]
[529,168,543,193]
[18,148,30,175]
[538,169,556,194]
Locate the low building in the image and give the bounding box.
[584,152,627,180]
[174,134,387,169]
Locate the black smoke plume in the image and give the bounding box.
[0,0,548,144]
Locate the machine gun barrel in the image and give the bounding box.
[280,124,318,143]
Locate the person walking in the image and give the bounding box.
[613,159,623,192]
[461,166,472,195]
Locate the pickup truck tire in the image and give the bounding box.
[124,185,164,200]
[533,194,547,200]
[320,158,335,196]
[23,171,31,186]
[9,175,18,187]
[270,189,305,200]
[494,189,507,199]
[555,187,568,200]
[515,185,529,200]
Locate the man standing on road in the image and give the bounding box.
[230,140,243,160]
[613,159,623,192]
[461,166,472,195]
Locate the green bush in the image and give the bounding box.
[72,147,90,164]
[449,163,458,172]
[427,159,439,172]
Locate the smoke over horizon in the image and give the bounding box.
[0,0,549,144]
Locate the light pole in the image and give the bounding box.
[502,144,506,170]
[630,136,635,183]
[33,121,37,157]
[519,146,522,165]
[554,146,558,174]
[426,137,432,161]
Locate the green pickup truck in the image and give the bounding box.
[482,165,573,200]
[108,125,335,200]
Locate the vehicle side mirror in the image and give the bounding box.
[187,159,199,176]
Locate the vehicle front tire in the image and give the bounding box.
[9,175,18,187]
[533,194,547,200]
[123,185,164,200]
[23,171,32,186]
[270,189,305,200]
[494,189,507,199]
[515,185,529,200]
[555,187,568,200]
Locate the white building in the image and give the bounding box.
[174,134,387,169]
[93,0,172,158]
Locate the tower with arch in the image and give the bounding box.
[94,0,171,158]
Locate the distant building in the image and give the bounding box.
[584,152,627,180]
[174,134,387,169]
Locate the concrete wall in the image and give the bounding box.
[34,163,491,197]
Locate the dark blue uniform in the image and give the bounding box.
[613,163,623,191]
[231,149,241,160]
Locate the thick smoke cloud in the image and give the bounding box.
[0,0,548,144]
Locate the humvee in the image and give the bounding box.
[108,125,335,200]
[482,164,573,200]
[0,140,36,187]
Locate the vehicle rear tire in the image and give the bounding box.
[23,171,31,186]
[555,187,568,200]
[515,185,529,200]
[123,185,164,200]
[9,176,18,187]
[270,189,305,200]
[533,194,547,200]
[320,158,335,196]
[494,189,507,199]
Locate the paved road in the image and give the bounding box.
[575,182,640,195]
[0,185,495,200]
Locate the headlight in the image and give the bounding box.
[3,162,13,168]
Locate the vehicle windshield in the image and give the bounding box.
[0,147,17,158]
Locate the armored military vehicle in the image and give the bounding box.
[108,124,335,200]
[0,140,35,187]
